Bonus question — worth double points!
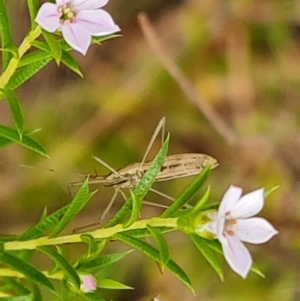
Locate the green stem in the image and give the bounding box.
[4,217,178,250]
[0,268,63,280]
[0,25,42,89]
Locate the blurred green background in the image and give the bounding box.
[1,0,300,300]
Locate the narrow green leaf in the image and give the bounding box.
[81,292,105,301]
[27,0,39,29]
[264,186,279,199]
[190,234,223,280]
[0,136,14,149]
[38,246,80,288]
[0,235,18,242]
[18,205,70,241]
[42,29,61,64]
[106,134,169,228]
[1,277,30,295]
[31,284,42,301]
[123,190,141,228]
[3,90,24,138]
[0,296,32,301]
[18,50,52,68]
[0,125,48,157]
[97,278,133,290]
[0,0,13,71]
[115,233,194,294]
[7,57,52,90]
[50,179,96,237]
[91,34,121,44]
[78,251,131,270]
[31,40,50,52]
[61,51,83,77]
[200,202,219,211]
[162,164,211,218]
[0,252,54,291]
[191,186,210,214]
[79,235,106,261]
[147,225,170,269]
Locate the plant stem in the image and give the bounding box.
[0,268,63,280]
[4,217,178,250]
[0,26,42,89]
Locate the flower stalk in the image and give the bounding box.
[0,25,42,89]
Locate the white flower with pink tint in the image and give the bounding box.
[201,185,278,278]
[80,274,97,293]
[35,0,120,55]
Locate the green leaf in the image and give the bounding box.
[0,252,54,291]
[106,134,169,228]
[18,205,69,241]
[147,225,170,269]
[0,296,32,301]
[191,186,210,214]
[38,246,80,288]
[42,29,62,64]
[27,0,39,29]
[190,234,223,280]
[115,233,194,294]
[81,292,105,301]
[0,235,18,242]
[97,278,133,290]
[7,57,52,90]
[91,34,121,45]
[0,125,48,157]
[78,251,131,270]
[50,179,96,237]
[123,190,141,228]
[61,51,83,77]
[3,90,24,138]
[79,235,106,261]
[0,0,14,71]
[31,284,42,301]
[18,50,52,68]
[162,164,211,218]
[0,136,14,148]
[31,40,50,52]
[264,186,279,199]
[1,277,30,295]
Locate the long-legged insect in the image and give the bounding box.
[74,117,218,231]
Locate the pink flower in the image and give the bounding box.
[203,185,278,278]
[80,274,97,293]
[35,0,120,55]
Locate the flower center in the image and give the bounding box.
[224,212,237,236]
[58,4,76,23]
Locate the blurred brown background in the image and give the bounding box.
[1,0,300,300]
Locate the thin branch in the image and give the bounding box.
[137,13,238,146]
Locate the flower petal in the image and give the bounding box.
[216,186,242,236]
[221,235,252,278]
[61,22,91,55]
[235,217,278,244]
[56,0,70,6]
[72,0,109,10]
[76,9,120,35]
[218,185,242,217]
[35,3,61,33]
[80,274,97,293]
[230,188,264,219]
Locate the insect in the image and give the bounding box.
[73,117,218,231]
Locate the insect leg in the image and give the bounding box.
[139,117,166,168]
[73,188,120,232]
